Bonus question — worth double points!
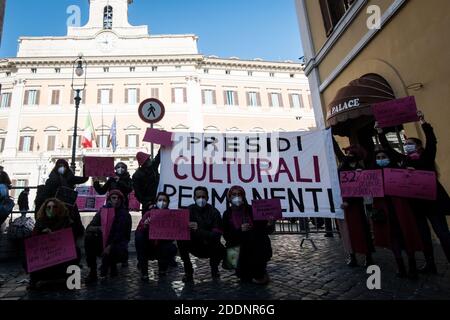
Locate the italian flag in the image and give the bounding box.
[81,111,96,148]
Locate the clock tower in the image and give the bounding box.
[67,0,148,37]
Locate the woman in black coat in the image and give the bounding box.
[35,159,89,240]
[376,111,450,273]
[93,162,133,208]
[222,185,275,285]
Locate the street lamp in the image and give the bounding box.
[70,54,87,173]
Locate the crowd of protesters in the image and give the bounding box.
[0,111,448,290]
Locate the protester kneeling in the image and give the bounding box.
[135,192,178,281]
[178,186,225,283]
[84,190,132,283]
[27,198,81,290]
[223,186,275,285]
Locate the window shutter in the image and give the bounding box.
[125,135,129,148]
[268,93,273,107]
[151,88,159,99]
[246,92,250,106]
[201,90,206,105]
[68,136,72,149]
[171,88,175,103]
[56,90,60,105]
[30,136,34,151]
[19,137,24,151]
[224,91,228,105]
[279,93,284,107]
[234,92,239,106]
[137,88,140,103]
[97,89,101,104]
[289,94,294,108]
[35,90,40,105]
[7,93,11,107]
[125,89,128,104]
[48,136,55,151]
[24,91,29,105]
[212,90,217,105]
[319,0,334,36]
[183,88,187,103]
[109,89,113,104]
[82,90,86,104]
[52,90,57,105]
[70,90,75,104]
[135,135,139,148]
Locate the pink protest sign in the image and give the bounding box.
[143,128,173,147]
[384,168,437,200]
[25,228,77,273]
[372,96,419,128]
[76,197,87,210]
[252,199,283,221]
[340,170,384,198]
[84,157,115,178]
[95,196,107,210]
[101,208,115,248]
[148,209,190,241]
[128,192,141,211]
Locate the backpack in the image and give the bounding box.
[7,215,35,240]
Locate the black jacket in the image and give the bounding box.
[18,191,29,211]
[94,173,133,206]
[188,203,223,243]
[132,151,160,208]
[379,123,450,214]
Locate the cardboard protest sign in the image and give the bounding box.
[76,197,87,210]
[158,130,344,219]
[25,228,77,273]
[372,96,419,128]
[148,209,190,241]
[101,208,115,249]
[128,192,141,211]
[83,157,115,178]
[340,170,384,198]
[384,168,437,200]
[252,199,283,221]
[143,128,173,147]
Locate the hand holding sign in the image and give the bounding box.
[149,209,190,240]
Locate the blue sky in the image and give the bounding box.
[0,0,304,61]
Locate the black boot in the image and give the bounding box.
[395,258,407,278]
[407,256,418,280]
[346,254,358,267]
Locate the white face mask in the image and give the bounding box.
[404,144,417,155]
[58,167,66,175]
[196,198,207,208]
[156,201,168,209]
[116,168,125,175]
[231,196,243,207]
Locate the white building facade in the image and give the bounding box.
[0,0,315,205]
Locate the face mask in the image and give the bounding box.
[157,201,168,209]
[116,168,125,175]
[58,167,66,175]
[404,144,417,155]
[196,198,207,208]
[46,208,55,219]
[231,196,243,207]
[376,159,390,167]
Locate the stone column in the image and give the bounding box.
[3,79,25,158]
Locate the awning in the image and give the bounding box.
[327,74,395,136]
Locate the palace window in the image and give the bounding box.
[103,6,113,30]
[319,0,356,37]
[0,92,11,108]
[290,94,304,109]
[247,92,260,107]
[202,89,216,105]
[269,93,283,108]
[24,90,40,106]
[19,136,34,152]
[224,90,238,106]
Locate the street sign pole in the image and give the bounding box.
[151,123,154,159]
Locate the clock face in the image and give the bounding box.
[96,32,117,53]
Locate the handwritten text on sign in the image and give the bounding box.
[383,168,437,200]
[252,199,283,221]
[372,96,419,128]
[148,209,190,241]
[340,170,384,198]
[25,228,77,273]
[84,157,115,178]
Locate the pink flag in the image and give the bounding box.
[143,128,173,147]
[148,209,190,241]
[101,208,116,249]
[25,228,77,273]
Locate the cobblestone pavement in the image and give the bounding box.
[0,234,449,300]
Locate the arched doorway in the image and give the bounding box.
[327,73,405,164]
